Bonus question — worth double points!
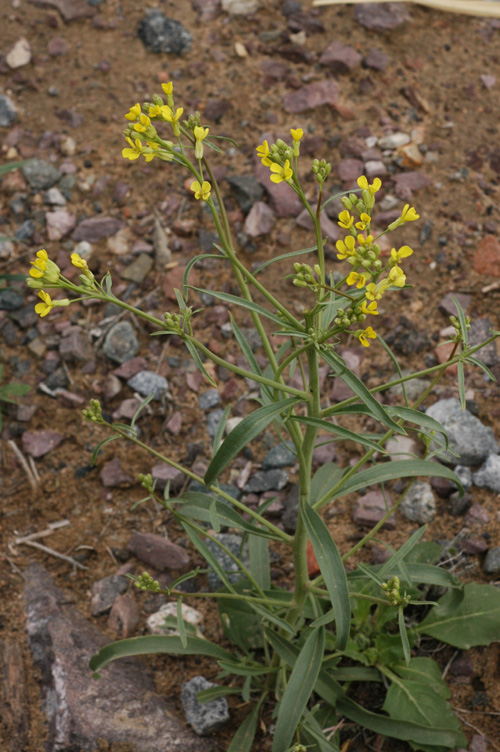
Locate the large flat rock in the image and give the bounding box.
[23,564,214,752]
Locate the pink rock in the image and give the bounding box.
[364,160,387,179]
[353,490,396,529]
[46,210,76,241]
[100,458,134,488]
[392,171,431,199]
[204,98,232,122]
[461,538,488,554]
[186,372,202,393]
[22,430,63,458]
[16,404,38,422]
[319,41,362,74]
[337,158,364,183]
[59,328,92,362]
[72,216,125,242]
[191,0,221,21]
[128,531,190,570]
[101,374,122,401]
[296,208,340,242]
[112,398,141,421]
[151,463,185,492]
[113,357,149,380]
[474,235,500,277]
[47,37,69,56]
[165,411,182,436]
[480,74,496,89]
[107,594,140,638]
[464,503,490,526]
[355,2,411,31]
[244,201,276,237]
[312,443,336,466]
[283,81,339,113]
[363,48,389,72]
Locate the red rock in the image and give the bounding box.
[363,48,389,72]
[435,342,458,375]
[283,81,339,114]
[113,357,149,380]
[72,216,125,242]
[22,430,63,458]
[355,2,410,31]
[353,490,396,529]
[100,458,134,488]
[320,41,362,74]
[474,235,500,277]
[128,531,190,570]
[165,412,183,436]
[337,158,364,183]
[107,594,140,638]
[186,372,201,393]
[244,201,276,237]
[47,37,69,56]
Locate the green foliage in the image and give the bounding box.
[0,364,31,431]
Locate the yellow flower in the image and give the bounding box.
[71,253,88,269]
[270,159,293,184]
[335,235,356,260]
[35,290,54,317]
[190,180,211,201]
[256,140,272,167]
[124,103,141,121]
[122,137,142,161]
[357,234,374,246]
[388,265,406,288]
[149,104,163,118]
[355,213,371,231]
[133,113,151,133]
[194,126,209,159]
[30,249,48,278]
[401,204,419,223]
[358,326,377,348]
[161,82,173,96]
[390,245,413,265]
[338,210,354,230]
[357,176,382,196]
[290,128,304,142]
[365,279,389,301]
[361,300,379,316]
[161,105,183,124]
[346,271,367,289]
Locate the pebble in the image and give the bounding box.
[21,159,62,190]
[114,356,149,379]
[44,187,67,206]
[206,408,225,438]
[226,175,263,213]
[151,463,185,492]
[363,159,387,179]
[73,216,125,242]
[222,0,260,13]
[138,11,193,55]
[100,458,134,488]
[15,220,35,241]
[59,328,92,362]
[262,443,296,470]
[107,593,140,638]
[206,533,249,589]
[102,321,139,364]
[464,503,490,526]
[0,95,18,127]
[198,389,221,411]
[337,158,364,183]
[319,41,362,73]
[385,435,421,462]
[101,374,122,401]
[128,371,169,400]
[480,73,496,89]
[0,289,24,311]
[5,38,32,69]
[353,490,396,529]
[46,210,76,240]
[204,98,233,122]
[363,48,389,72]
[378,132,411,150]
[399,481,436,524]
[181,676,229,736]
[47,36,69,56]
[468,318,498,366]
[120,253,153,284]
[483,547,500,575]
[283,81,339,113]
[146,602,203,636]
[392,171,432,198]
[438,292,471,317]
[473,453,500,492]
[355,2,411,31]
[243,469,289,493]
[244,201,276,237]
[22,430,63,458]
[425,398,498,466]
[128,531,190,570]
[91,574,129,616]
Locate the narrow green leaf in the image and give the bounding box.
[227,702,261,752]
[183,526,234,591]
[378,526,427,580]
[378,334,408,406]
[175,493,279,540]
[294,416,385,453]
[204,398,300,487]
[254,245,317,275]
[197,686,242,703]
[188,285,291,328]
[209,498,221,533]
[184,339,217,387]
[321,188,358,211]
[387,406,449,449]
[349,562,459,590]
[271,627,325,752]
[176,597,187,648]
[311,463,344,505]
[451,295,468,347]
[465,355,496,381]
[248,602,296,636]
[89,635,232,677]
[90,435,120,466]
[321,349,405,434]
[398,607,411,665]
[182,253,223,297]
[218,660,273,676]
[0,159,30,176]
[130,392,155,429]
[213,405,231,455]
[249,534,270,591]
[457,361,466,410]
[301,502,350,649]
[230,314,273,402]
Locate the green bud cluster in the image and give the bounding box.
[134,571,162,592]
[82,398,104,423]
[164,311,183,333]
[311,158,332,186]
[292,262,321,290]
[450,314,471,342]
[333,306,364,327]
[381,576,411,607]
[138,473,154,492]
[183,111,202,131]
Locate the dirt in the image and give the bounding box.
[1,0,500,750]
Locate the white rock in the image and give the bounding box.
[74,240,92,260]
[378,132,411,150]
[222,0,260,14]
[60,135,76,157]
[6,38,32,69]
[46,210,76,241]
[146,603,203,637]
[385,435,421,462]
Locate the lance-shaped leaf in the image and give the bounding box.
[204,397,300,487]
[301,502,350,649]
[294,415,386,453]
[228,698,265,752]
[188,285,297,329]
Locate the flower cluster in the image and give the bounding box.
[256,129,305,186]
[26,249,99,318]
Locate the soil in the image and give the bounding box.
[1,0,500,750]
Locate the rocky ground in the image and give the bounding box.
[1,0,500,750]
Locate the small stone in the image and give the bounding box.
[225,175,263,213]
[283,80,339,113]
[0,289,24,311]
[128,371,169,400]
[222,0,259,14]
[146,602,203,636]
[461,538,488,555]
[425,398,498,466]
[59,328,92,362]
[46,209,76,240]
[151,463,185,492]
[398,143,424,168]
[181,676,229,735]
[244,201,276,237]
[91,574,129,616]
[364,159,387,179]
[281,484,299,532]
[385,435,421,462]
[128,531,190,570]
[191,0,221,21]
[355,2,411,31]
[73,216,125,242]
[399,480,436,524]
[483,547,500,575]
[205,534,249,589]
[21,159,62,190]
[114,357,149,380]
[262,443,296,470]
[5,38,32,69]
[138,11,193,55]
[438,292,472,317]
[15,220,35,242]
[198,389,221,410]
[480,74,496,89]
[353,490,396,529]
[45,187,67,206]
[22,430,63,458]
[0,95,17,127]
[337,158,364,183]
[47,36,69,56]
[464,503,490,526]
[319,41,361,74]
[100,458,134,488]
[378,132,411,150]
[120,253,154,284]
[101,374,122,401]
[363,48,389,72]
[165,411,182,436]
[449,653,475,677]
[107,594,140,638]
[102,322,139,364]
[206,408,225,438]
[204,99,233,122]
[473,453,500,492]
[112,398,141,421]
[393,171,432,199]
[243,469,289,493]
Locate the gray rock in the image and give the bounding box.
[138,11,193,55]
[425,398,499,465]
[226,175,263,213]
[468,318,498,367]
[15,220,35,241]
[72,216,125,242]
[483,547,500,575]
[0,288,24,311]
[355,2,411,31]
[91,574,129,616]
[128,531,190,570]
[448,491,471,517]
[243,469,289,493]
[198,389,221,411]
[206,407,225,438]
[473,453,500,492]
[399,480,436,524]
[454,465,473,492]
[0,94,17,126]
[281,484,299,532]
[128,370,169,400]
[102,321,139,364]
[21,159,62,190]
[121,253,154,284]
[24,564,210,752]
[262,443,296,470]
[181,676,229,735]
[205,534,249,589]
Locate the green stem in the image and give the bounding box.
[165,589,293,607]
